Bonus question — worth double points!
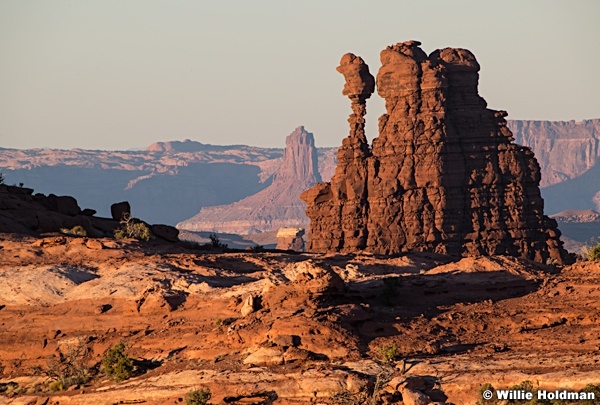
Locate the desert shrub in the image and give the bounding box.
[185,387,211,405]
[114,214,151,241]
[60,225,88,237]
[506,380,539,404]
[46,341,91,391]
[587,243,600,261]
[476,383,498,405]
[0,172,4,185]
[580,384,600,405]
[251,244,264,252]
[376,343,399,364]
[209,233,227,248]
[101,343,134,382]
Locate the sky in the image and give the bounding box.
[1,0,599,150]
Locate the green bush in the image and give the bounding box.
[102,343,134,382]
[581,384,600,405]
[588,243,600,261]
[376,343,399,364]
[185,387,211,405]
[114,214,151,241]
[476,383,498,405]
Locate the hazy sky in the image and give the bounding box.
[1,1,599,150]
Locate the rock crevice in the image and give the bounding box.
[301,41,569,264]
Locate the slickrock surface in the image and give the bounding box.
[0,234,599,404]
[178,127,322,234]
[302,41,570,264]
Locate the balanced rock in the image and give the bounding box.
[301,40,570,264]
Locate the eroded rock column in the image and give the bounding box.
[302,41,570,264]
[301,53,375,251]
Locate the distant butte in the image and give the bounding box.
[178,126,322,234]
[301,40,571,264]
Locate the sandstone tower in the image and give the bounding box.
[301,41,570,264]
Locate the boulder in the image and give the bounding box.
[151,224,179,242]
[111,201,131,221]
[276,227,305,251]
[44,194,80,216]
[240,294,257,317]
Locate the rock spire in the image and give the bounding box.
[301,41,570,264]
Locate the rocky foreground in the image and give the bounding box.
[1,233,599,404]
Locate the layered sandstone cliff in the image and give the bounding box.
[301,41,570,264]
[177,126,321,234]
[509,119,600,187]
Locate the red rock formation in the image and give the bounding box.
[302,41,570,264]
[178,127,322,234]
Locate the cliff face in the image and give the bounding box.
[301,41,570,264]
[509,119,600,187]
[177,127,322,234]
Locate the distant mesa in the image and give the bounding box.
[177,126,322,234]
[551,209,600,223]
[146,139,205,153]
[301,40,571,264]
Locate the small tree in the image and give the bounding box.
[46,341,91,391]
[114,214,151,241]
[101,343,134,382]
[0,172,5,185]
[209,234,227,248]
